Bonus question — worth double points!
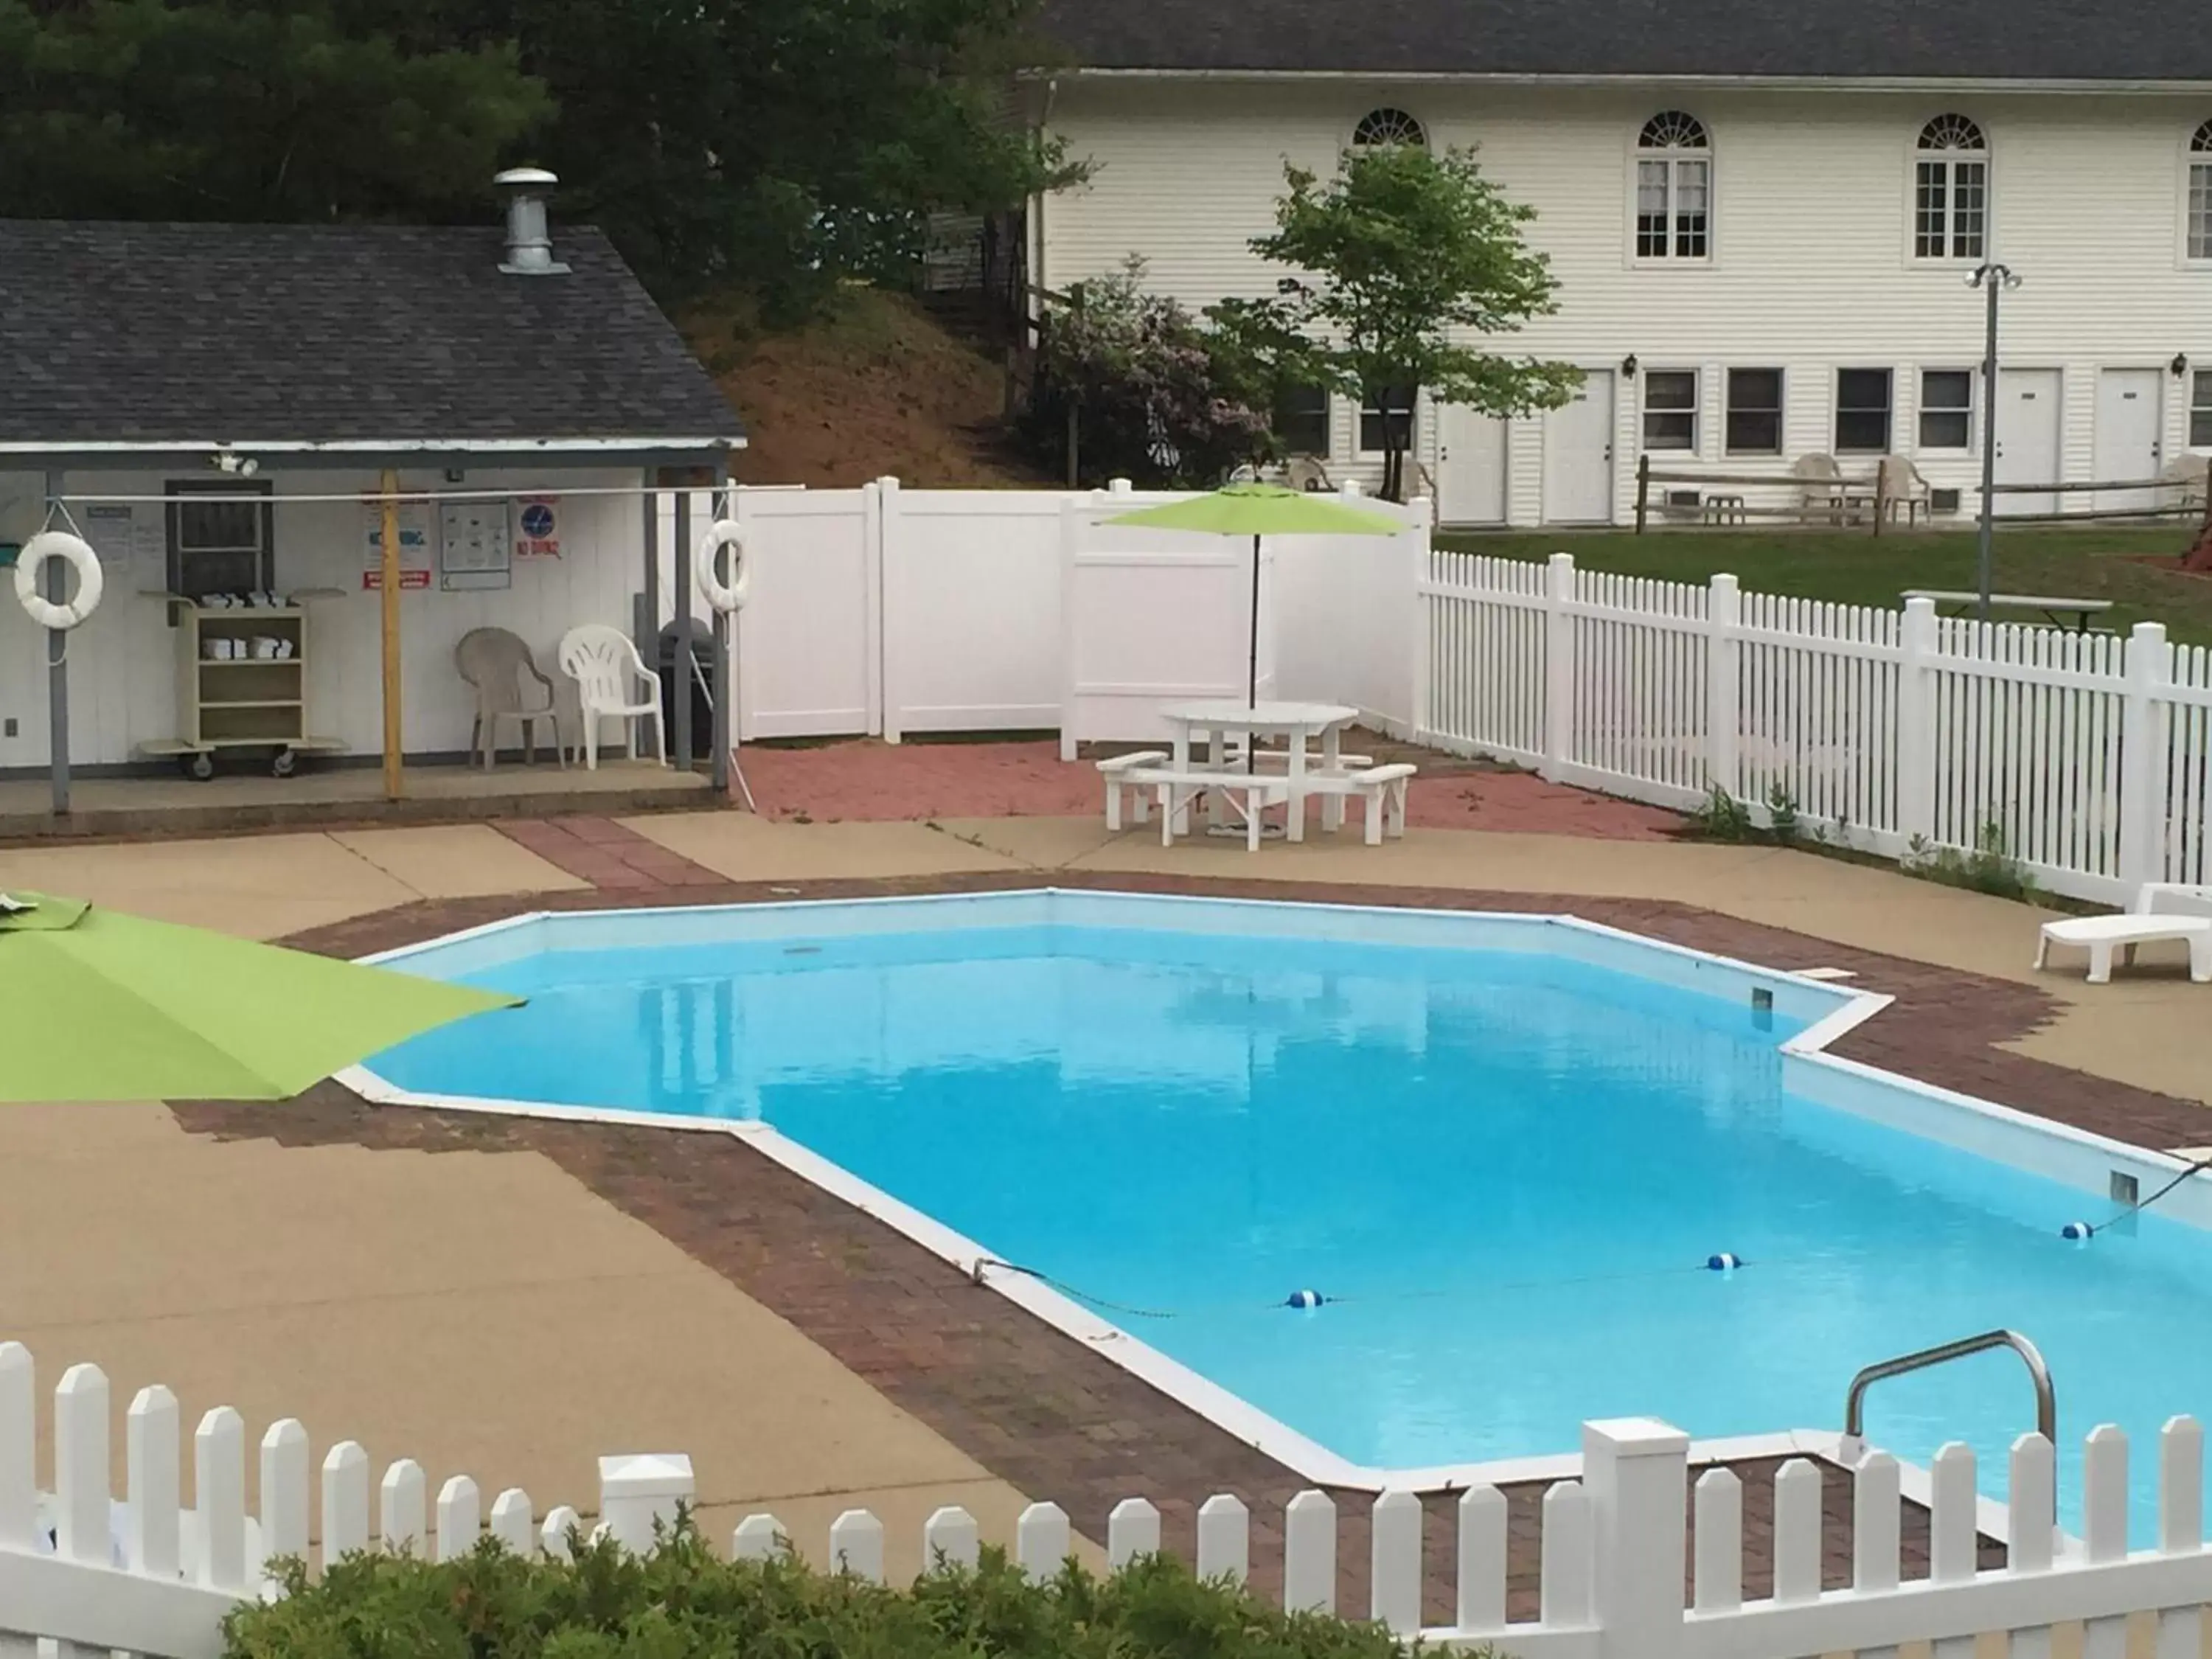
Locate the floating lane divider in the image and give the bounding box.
[968,1251,1756,1320]
[2060,1155,2212,1240]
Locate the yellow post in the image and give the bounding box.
[380,468,403,799]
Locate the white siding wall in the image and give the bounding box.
[0,467,641,770]
[1038,82,2212,524]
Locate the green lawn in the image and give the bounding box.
[1430,524,2212,644]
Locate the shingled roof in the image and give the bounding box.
[1036,0,2212,82]
[0,220,741,451]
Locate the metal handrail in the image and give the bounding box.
[1845,1329,2056,1444]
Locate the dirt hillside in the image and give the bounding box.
[679,287,1045,487]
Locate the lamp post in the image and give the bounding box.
[1966,261,2022,622]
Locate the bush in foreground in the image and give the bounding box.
[225,1515,1430,1659]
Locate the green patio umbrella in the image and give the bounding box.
[0,891,519,1102]
[1105,483,1405,711]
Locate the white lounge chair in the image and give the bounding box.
[2035,914,2212,984]
[2134,883,2212,919]
[1098,750,1168,831]
[557,623,667,771]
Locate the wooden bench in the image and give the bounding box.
[1096,750,1169,832]
[1296,761,1418,845]
[1141,768,1293,852]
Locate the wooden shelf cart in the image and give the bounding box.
[136,591,347,779]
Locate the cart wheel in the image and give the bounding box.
[182,752,215,782]
[270,748,297,779]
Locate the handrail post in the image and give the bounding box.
[1635,453,1650,535]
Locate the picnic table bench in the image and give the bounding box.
[1900,591,2114,631]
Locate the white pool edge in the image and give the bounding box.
[344,885,2188,1500]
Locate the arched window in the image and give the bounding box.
[1352,108,1426,150]
[1635,111,1710,260]
[1914,114,1988,260]
[2188,119,2212,261]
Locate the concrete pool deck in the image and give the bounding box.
[1,779,2207,1602]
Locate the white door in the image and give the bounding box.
[2093,368,2163,514]
[1543,372,1616,524]
[1993,369,2062,517]
[1436,403,1507,525]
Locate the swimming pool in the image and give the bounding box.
[354,889,2212,1540]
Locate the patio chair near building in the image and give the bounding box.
[559,624,667,769]
[1793,453,1851,523]
[1877,456,1933,526]
[456,627,564,769]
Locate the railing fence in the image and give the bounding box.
[10,1342,2212,1659]
[1418,552,2212,902]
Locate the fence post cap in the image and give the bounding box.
[598,1453,695,1500]
[1583,1417,1691,1455]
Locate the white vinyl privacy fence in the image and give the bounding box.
[650,479,1425,748]
[1419,551,2212,905]
[13,1339,2212,1659]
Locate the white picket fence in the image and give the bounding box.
[11,1339,2212,1659]
[1418,551,2212,904]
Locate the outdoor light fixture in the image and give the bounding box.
[2174,353,2191,378]
[1621,354,1639,378]
[209,451,258,477]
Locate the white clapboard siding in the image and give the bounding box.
[10,1340,2212,1659]
[1419,550,2212,904]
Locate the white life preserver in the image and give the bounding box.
[14,531,103,630]
[692,518,751,614]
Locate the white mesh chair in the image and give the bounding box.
[557,624,667,770]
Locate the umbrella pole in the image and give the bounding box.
[1247,532,1262,773]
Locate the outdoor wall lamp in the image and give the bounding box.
[1621,354,1639,378]
[2173,353,2191,378]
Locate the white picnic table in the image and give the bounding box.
[1901,590,2114,631]
[1161,700,1360,842]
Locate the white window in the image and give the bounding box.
[1915,114,1988,260]
[1360,383,1416,454]
[1919,369,1975,449]
[1635,111,1710,260]
[1353,108,1426,150]
[1641,370,1699,451]
[1835,369,1894,453]
[2190,121,2212,262]
[2194,371,2212,448]
[1725,369,1783,455]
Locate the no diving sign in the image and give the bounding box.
[516,496,562,558]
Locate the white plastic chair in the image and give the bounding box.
[557,624,667,770]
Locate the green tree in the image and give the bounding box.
[409,0,1079,317]
[0,0,549,221]
[1245,143,1579,501]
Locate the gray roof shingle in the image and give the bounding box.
[1037,0,2212,82]
[0,220,740,448]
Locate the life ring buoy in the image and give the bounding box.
[14,531,103,630]
[693,518,750,614]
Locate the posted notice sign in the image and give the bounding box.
[362,500,433,590]
[515,495,562,558]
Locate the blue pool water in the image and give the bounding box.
[372,911,2212,1538]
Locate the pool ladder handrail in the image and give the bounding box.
[1844,1328,2056,1447]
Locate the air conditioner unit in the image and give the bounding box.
[1930,487,1964,515]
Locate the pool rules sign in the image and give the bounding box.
[515,496,563,559]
